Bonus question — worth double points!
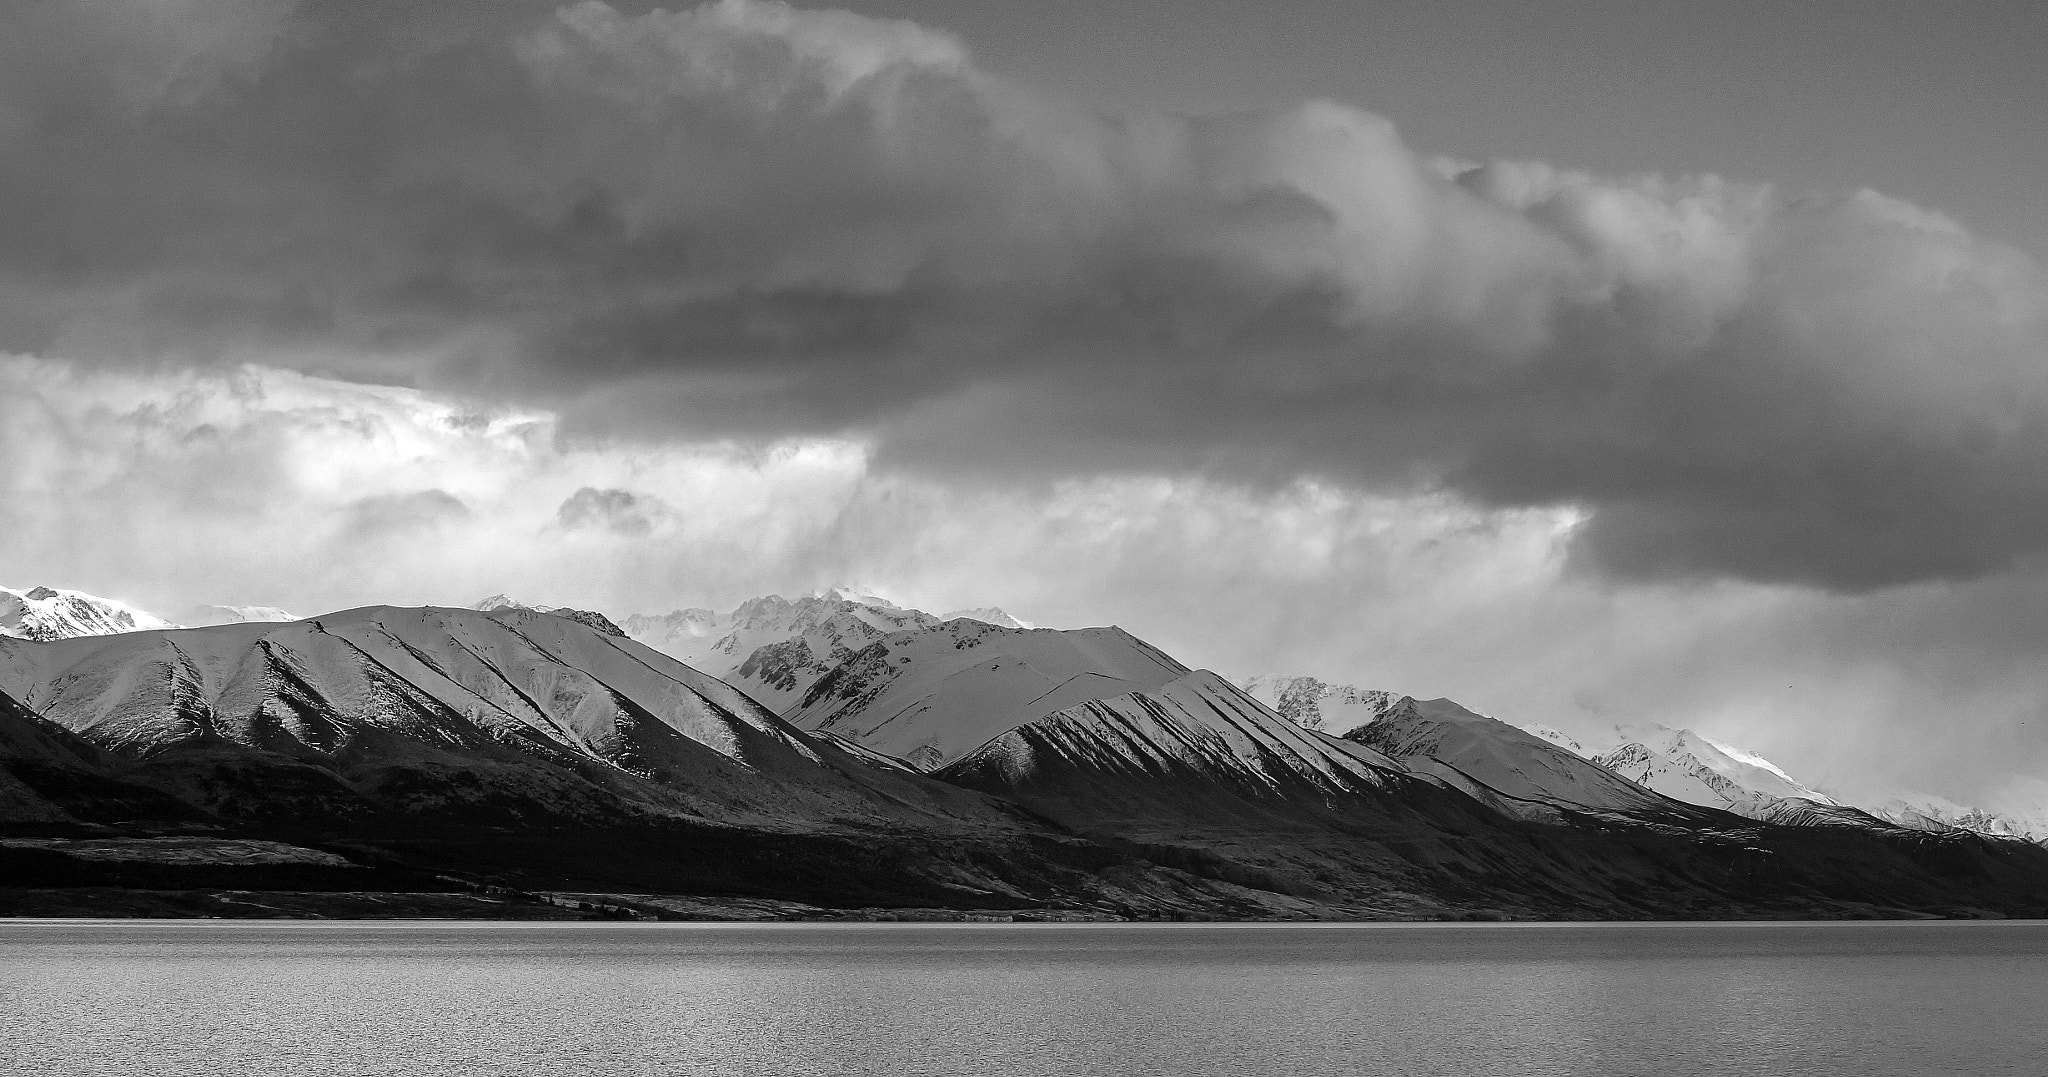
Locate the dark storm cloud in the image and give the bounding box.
[4,0,2045,591]
[340,490,471,538]
[555,486,665,535]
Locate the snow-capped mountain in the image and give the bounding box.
[1570,725,1836,817]
[788,619,1192,769]
[0,585,178,641]
[10,606,2048,919]
[940,607,1032,629]
[1242,675,1399,734]
[1339,695,1695,822]
[937,669,1419,826]
[468,594,627,637]
[1246,674,1834,823]
[0,605,1039,833]
[622,588,1030,713]
[1859,787,2048,844]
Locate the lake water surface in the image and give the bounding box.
[4,920,2045,1076]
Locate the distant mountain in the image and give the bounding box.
[1860,788,2048,844]
[1241,675,1396,734]
[1246,675,1868,827]
[1583,725,1838,817]
[1338,695,1705,824]
[468,594,627,638]
[181,605,301,627]
[623,588,1029,712]
[940,607,1032,629]
[1,585,177,641]
[1249,671,2048,854]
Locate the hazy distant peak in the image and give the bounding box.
[467,594,626,637]
[469,594,526,612]
[939,606,1030,629]
[1593,723,1834,812]
[810,585,899,610]
[181,604,301,627]
[1240,674,1402,734]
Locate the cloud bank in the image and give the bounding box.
[0,0,2042,592]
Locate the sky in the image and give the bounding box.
[1,0,2045,808]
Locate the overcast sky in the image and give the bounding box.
[2,0,2045,808]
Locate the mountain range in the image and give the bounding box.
[5,586,2046,920]
[1243,674,2048,845]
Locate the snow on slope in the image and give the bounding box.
[622,585,942,712]
[789,619,1193,769]
[1241,675,1396,734]
[1861,787,2048,844]
[1341,695,1683,819]
[1,585,177,641]
[0,605,1038,830]
[940,607,1032,629]
[1589,725,1837,816]
[625,589,1030,713]
[468,595,628,637]
[0,606,793,763]
[940,669,1407,801]
[1243,676,1827,822]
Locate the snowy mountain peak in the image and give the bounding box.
[1240,675,1400,734]
[623,590,1041,712]
[810,585,899,610]
[1340,693,1686,820]
[1855,787,2048,844]
[790,621,1193,769]
[1592,723,1836,814]
[940,607,1031,629]
[465,594,625,637]
[469,594,524,612]
[0,585,179,641]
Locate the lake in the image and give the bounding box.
[3,920,2045,1076]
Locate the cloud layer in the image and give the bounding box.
[3,0,2046,591]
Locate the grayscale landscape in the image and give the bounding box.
[2,2,2045,1075]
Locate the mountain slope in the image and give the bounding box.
[624,589,1032,712]
[1,586,177,641]
[1338,695,1709,823]
[1587,726,1837,816]
[1860,788,2048,844]
[0,686,204,825]
[1242,676,1400,734]
[788,620,1193,769]
[0,606,1052,833]
[937,670,1414,821]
